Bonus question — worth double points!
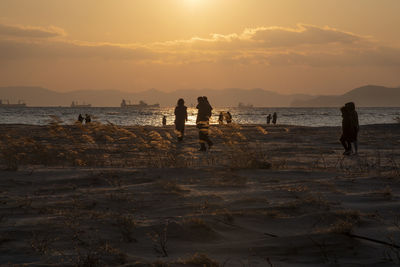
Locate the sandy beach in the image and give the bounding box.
[1,122,400,266]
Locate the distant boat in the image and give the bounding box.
[0,99,26,107]
[120,99,160,108]
[238,102,254,108]
[70,101,91,108]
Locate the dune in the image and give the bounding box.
[0,122,400,266]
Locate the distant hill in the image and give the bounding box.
[0,86,313,107]
[291,85,400,107]
[1,85,399,107]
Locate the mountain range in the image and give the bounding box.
[0,85,399,107]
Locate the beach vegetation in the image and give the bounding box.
[176,253,220,266]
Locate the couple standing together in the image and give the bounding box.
[340,102,359,155]
[174,96,213,151]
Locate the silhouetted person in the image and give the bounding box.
[218,112,224,125]
[272,112,277,125]
[345,102,359,154]
[162,115,167,126]
[340,106,352,155]
[174,98,188,141]
[78,114,84,123]
[266,114,271,124]
[85,114,91,124]
[226,111,232,124]
[196,96,213,151]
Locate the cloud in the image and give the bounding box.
[0,22,399,68]
[155,24,365,51]
[248,24,362,47]
[0,39,157,60]
[0,23,66,38]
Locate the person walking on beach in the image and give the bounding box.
[174,98,188,141]
[85,114,91,124]
[162,115,167,126]
[340,102,359,155]
[78,114,84,123]
[340,106,352,155]
[226,111,232,124]
[266,114,271,124]
[218,112,224,125]
[196,96,213,151]
[345,102,359,154]
[272,112,277,125]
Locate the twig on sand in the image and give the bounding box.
[345,233,400,249]
[264,233,278,238]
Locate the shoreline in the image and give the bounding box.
[0,122,399,128]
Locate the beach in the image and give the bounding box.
[1,122,400,266]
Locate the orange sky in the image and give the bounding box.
[1,0,400,94]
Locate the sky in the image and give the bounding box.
[0,0,400,95]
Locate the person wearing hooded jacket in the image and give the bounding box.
[196,96,213,151]
[174,98,188,141]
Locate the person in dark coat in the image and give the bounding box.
[272,112,277,125]
[340,106,352,155]
[345,102,359,154]
[218,112,224,125]
[85,114,91,124]
[174,98,188,141]
[162,115,167,126]
[78,114,84,123]
[226,111,232,124]
[266,114,271,124]
[196,96,213,151]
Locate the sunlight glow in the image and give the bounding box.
[184,0,202,7]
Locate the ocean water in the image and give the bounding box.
[0,107,399,127]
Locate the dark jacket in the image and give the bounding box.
[343,103,359,142]
[174,105,187,128]
[196,102,212,125]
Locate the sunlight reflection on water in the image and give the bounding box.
[0,107,399,127]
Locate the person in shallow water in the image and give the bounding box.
[266,114,271,124]
[196,96,213,151]
[174,98,188,141]
[226,111,232,124]
[272,112,277,125]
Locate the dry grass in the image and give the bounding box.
[0,117,275,170]
[176,253,220,266]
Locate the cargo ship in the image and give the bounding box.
[70,101,92,108]
[0,99,26,107]
[120,99,160,108]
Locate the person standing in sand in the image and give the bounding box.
[196,96,213,151]
[78,114,84,123]
[340,106,352,155]
[85,114,91,124]
[174,98,188,141]
[345,102,359,154]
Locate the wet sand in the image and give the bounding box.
[0,122,400,266]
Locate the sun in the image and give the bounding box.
[184,0,201,6]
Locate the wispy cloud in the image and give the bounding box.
[1,22,399,68]
[0,23,66,38]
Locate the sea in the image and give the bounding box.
[0,107,399,127]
